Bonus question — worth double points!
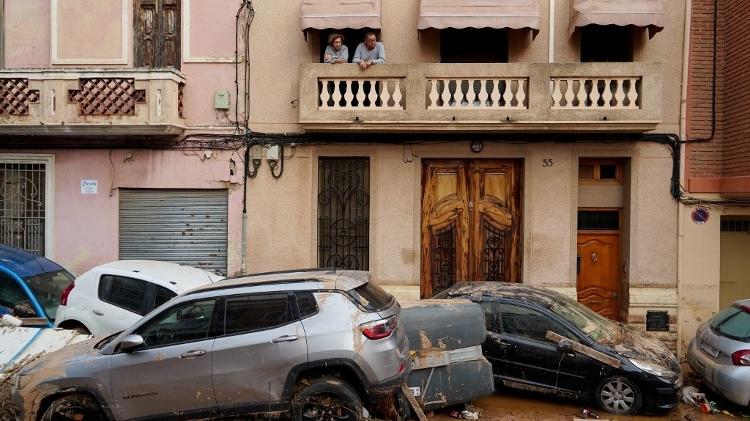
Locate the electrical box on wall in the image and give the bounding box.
[214,91,230,110]
[266,145,280,161]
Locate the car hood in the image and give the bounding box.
[602,323,678,368]
[19,338,99,382]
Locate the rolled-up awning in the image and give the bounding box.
[569,0,665,38]
[417,0,541,32]
[300,0,382,31]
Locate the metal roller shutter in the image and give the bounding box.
[119,189,228,276]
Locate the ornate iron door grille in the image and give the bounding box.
[318,158,370,270]
[0,163,46,256]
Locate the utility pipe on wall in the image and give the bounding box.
[549,0,555,63]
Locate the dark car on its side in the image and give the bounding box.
[434,282,681,415]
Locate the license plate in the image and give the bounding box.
[701,341,720,358]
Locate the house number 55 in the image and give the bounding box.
[542,159,554,167]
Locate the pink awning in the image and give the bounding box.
[300,0,382,31]
[569,0,665,38]
[417,0,541,31]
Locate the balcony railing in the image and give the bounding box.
[0,68,185,136]
[300,63,662,132]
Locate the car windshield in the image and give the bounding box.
[23,269,75,320]
[710,305,750,342]
[547,294,618,342]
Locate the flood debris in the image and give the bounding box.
[545,331,621,368]
[0,353,46,421]
[681,385,707,407]
[577,408,601,419]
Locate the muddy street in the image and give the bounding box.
[429,390,745,421]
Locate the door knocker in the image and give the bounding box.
[591,250,599,263]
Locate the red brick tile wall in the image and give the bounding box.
[688,0,750,183]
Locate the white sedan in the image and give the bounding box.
[54,260,223,337]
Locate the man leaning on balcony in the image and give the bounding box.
[353,32,385,70]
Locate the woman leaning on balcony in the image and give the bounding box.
[324,33,349,64]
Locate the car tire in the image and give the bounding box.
[40,393,105,421]
[595,376,643,415]
[292,377,364,421]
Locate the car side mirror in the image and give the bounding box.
[557,338,573,352]
[119,334,145,353]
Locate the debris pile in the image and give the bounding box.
[0,353,45,421]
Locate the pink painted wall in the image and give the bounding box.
[31,150,245,276]
[57,0,125,61]
[4,0,50,67]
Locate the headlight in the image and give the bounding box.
[629,358,675,379]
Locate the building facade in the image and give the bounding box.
[679,0,750,352]
[0,1,689,349]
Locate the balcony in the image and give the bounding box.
[299,63,662,133]
[0,69,185,136]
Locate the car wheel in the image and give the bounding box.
[595,376,643,415]
[72,325,90,335]
[40,393,105,421]
[292,377,364,421]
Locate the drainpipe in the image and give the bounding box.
[676,0,692,357]
[548,0,555,63]
[241,143,250,275]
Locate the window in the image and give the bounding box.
[23,269,74,320]
[98,275,148,315]
[296,292,319,318]
[153,285,176,311]
[349,283,394,312]
[578,160,623,183]
[134,0,181,69]
[318,157,370,270]
[224,294,293,335]
[580,26,633,62]
[711,306,750,342]
[318,29,380,63]
[578,210,619,231]
[0,273,35,316]
[0,161,49,256]
[441,29,508,63]
[499,303,574,342]
[138,299,217,348]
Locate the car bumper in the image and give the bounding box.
[642,378,680,411]
[688,339,750,407]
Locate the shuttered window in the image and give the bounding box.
[119,189,228,276]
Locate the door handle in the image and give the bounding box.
[179,350,207,359]
[497,340,512,349]
[92,310,104,316]
[272,335,299,343]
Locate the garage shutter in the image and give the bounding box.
[119,189,228,276]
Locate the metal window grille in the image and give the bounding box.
[721,219,750,233]
[317,157,370,270]
[0,163,46,255]
[578,210,619,230]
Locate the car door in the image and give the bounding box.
[94,275,151,336]
[211,293,308,414]
[109,298,221,420]
[487,302,576,390]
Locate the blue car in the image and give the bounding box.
[0,245,75,328]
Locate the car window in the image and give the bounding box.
[152,286,176,311]
[349,283,394,312]
[711,305,750,341]
[499,303,576,343]
[224,294,293,335]
[0,273,36,317]
[138,299,218,348]
[296,292,319,319]
[22,270,74,321]
[98,275,148,315]
[479,302,503,334]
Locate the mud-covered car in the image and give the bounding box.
[11,269,409,421]
[434,282,681,415]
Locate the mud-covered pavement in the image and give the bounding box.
[429,389,747,421]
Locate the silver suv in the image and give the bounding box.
[12,269,409,420]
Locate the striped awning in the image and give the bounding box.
[417,0,541,32]
[301,0,382,30]
[569,0,665,38]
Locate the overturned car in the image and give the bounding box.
[434,282,681,415]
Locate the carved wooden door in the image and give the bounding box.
[134,0,181,69]
[421,160,521,298]
[576,233,620,319]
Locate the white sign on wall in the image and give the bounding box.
[80,180,98,195]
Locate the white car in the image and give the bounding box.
[54,260,223,337]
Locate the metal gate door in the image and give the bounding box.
[0,162,47,256]
[119,189,228,276]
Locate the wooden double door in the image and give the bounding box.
[421,160,522,298]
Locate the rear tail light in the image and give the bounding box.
[731,350,750,366]
[60,281,75,306]
[360,315,398,340]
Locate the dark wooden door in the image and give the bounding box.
[134,0,181,69]
[421,159,521,298]
[576,233,620,319]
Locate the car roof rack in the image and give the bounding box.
[184,267,341,295]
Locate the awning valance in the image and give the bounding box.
[569,0,665,38]
[417,0,541,32]
[300,0,382,31]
